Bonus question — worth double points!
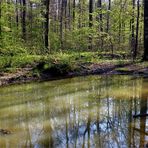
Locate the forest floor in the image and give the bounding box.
[0,52,148,86]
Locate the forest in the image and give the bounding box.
[0,1,148,147]
[0,0,148,84]
[0,0,146,55]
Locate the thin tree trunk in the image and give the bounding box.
[44,0,50,50]
[98,0,103,49]
[89,0,93,28]
[78,0,81,28]
[29,2,33,44]
[0,0,2,40]
[118,0,122,46]
[134,0,140,59]
[82,0,86,27]
[22,0,26,40]
[72,0,75,29]
[98,0,103,32]
[89,0,93,50]
[68,0,71,30]
[106,0,111,33]
[60,0,64,49]
[131,0,135,58]
[30,2,33,35]
[16,0,19,28]
[64,0,67,30]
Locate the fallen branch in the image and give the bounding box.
[133,113,148,118]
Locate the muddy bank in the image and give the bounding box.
[0,62,148,86]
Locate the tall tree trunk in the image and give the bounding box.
[60,0,64,49]
[64,0,67,30]
[82,0,86,27]
[16,0,19,28]
[131,0,135,58]
[143,0,148,60]
[118,0,122,46]
[0,0,2,40]
[134,0,140,59]
[22,0,26,40]
[98,0,103,49]
[89,0,93,28]
[7,0,11,28]
[44,0,50,50]
[68,0,71,30]
[72,0,75,29]
[89,0,93,50]
[29,2,33,44]
[78,0,81,28]
[98,0,103,32]
[30,2,33,34]
[106,0,111,33]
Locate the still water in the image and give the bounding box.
[0,75,148,148]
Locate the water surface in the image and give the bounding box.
[0,75,148,148]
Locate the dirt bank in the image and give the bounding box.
[0,62,148,87]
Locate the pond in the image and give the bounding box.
[0,75,148,148]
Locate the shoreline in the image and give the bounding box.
[0,62,148,87]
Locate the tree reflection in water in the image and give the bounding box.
[0,76,148,148]
[132,79,148,148]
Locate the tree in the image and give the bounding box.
[97,0,103,49]
[134,0,140,59]
[60,0,65,49]
[144,0,148,60]
[44,0,50,50]
[15,0,19,28]
[131,0,135,59]
[89,0,93,50]
[0,0,2,40]
[89,0,93,28]
[106,0,111,33]
[22,0,26,40]
[72,0,75,27]
[0,0,146,59]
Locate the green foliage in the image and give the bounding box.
[49,32,61,51]
[59,28,89,51]
[0,56,11,71]
[0,55,43,72]
[0,0,145,74]
[10,55,43,68]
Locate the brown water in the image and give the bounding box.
[0,75,148,148]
